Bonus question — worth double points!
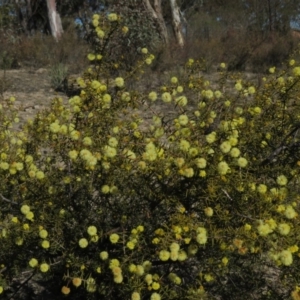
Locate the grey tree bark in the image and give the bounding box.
[143,0,169,45]
[46,0,63,40]
[143,0,186,47]
[170,0,185,47]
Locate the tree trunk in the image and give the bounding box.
[170,0,185,47]
[46,0,63,40]
[143,0,169,46]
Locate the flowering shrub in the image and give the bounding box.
[1,13,300,300]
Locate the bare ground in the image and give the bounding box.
[1,68,68,125]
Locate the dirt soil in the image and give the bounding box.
[1,68,68,125]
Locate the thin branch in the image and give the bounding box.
[260,123,300,166]
[222,189,233,201]
[0,194,18,205]
[9,271,36,300]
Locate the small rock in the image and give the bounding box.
[36,68,47,74]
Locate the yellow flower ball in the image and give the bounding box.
[122,26,129,34]
[178,250,188,261]
[25,211,34,221]
[23,223,30,230]
[87,53,96,61]
[170,250,179,261]
[83,137,92,146]
[110,233,120,244]
[150,292,161,300]
[108,13,118,21]
[171,76,178,84]
[183,167,194,178]
[40,263,50,273]
[0,162,9,170]
[178,114,189,125]
[204,274,214,282]
[196,233,207,245]
[170,242,180,252]
[289,59,295,66]
[137,225,144,232]
[21,204,30,215]
[230,147,240,158]
[115,77,124,88]
[278,223,291,236]
[114,274,123,283]
[29,258,38,268]
[222,257,229,266]
[179,139,190,152]
[276,175,288,186]
[68,150,78,160]
[174,276,182,284]
[280,250,293,266]
[91,80,101,90]
[36,171,45,180]
[108,137,118,148]
[204,89,214,99]
[11,216,18,223]
[237,157,248,168]
[257,184,267,194]
[87,226,97,236]
[70,130,80,140]
[152,237,160,244]
[78,238,88,248]
[217,161,230,175]
[49,122,60,133]
[257,223,272,236]
[111,266,122,276]
[289,245,299,253]
[235,82,242,91]
[220,141,231,153]
[99,251,109,260]
[204,207,213,217]
[97,29,105,38]
[285,205,297,219]
[141,47,148,54]
[293,67,300,77]
[269,67,276,73]
[39,229,48,239]
[248,86,256,94]
[215,90,223,98]
[161,92,172,103]
[127,241,135,249]
[72,277,82,287]
[128,264,137,273]
[61,286,70,295]
[159,250,170,261]
[135,265,144,276]
[104,145,117,158]
[206,132,217,144]
[175,96,188,107]
[152,282,160,290]
[132,292,141,300]
[195,158,207,169]
[148,91,158,101]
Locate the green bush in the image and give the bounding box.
[49,62,68,91]
[1,13,300,300]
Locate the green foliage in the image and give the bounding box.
[0,50,16,70]
[2,12,300,300]
[86,3,160,72]
[0,3,16,30]
[49,63,69,90]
